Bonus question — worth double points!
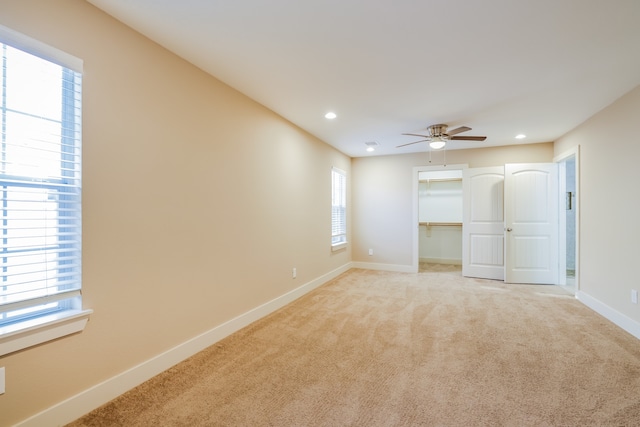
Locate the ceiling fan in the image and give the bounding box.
[398,124,486,150]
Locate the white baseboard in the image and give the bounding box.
[351,261,415,273]
[15,262,353,427]
[577,290,640,340]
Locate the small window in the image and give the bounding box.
[331,167,347,250]
[0,25,89,356]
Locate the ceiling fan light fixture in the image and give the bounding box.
[429,137,446,149]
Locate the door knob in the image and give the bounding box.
[506,228,513,232]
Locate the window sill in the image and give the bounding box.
[331,242,348,252]
[0,309,93,357]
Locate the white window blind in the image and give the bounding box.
[0,32,83,332]
[331,167,347,248]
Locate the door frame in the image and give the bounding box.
[412,164,468,273]
[554,146,580,292]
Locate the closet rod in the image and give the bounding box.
[419,178,462,183]
[419,222,462,227]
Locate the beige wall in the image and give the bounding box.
[555,84,640,325]
[0,1,350,425]
[351,143,554,266]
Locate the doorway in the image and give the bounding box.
[555,147,579,294]
[412,164,467,273]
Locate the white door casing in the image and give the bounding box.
[504,163,559,284]
[462,167,505,280]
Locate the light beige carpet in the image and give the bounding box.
[68,266,640,426]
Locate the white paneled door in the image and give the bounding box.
[462,167,505,280]
[504,163,558,284]
[462,163,559,285]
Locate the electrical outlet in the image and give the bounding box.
[368,248,373,256]
[0,367,5,394]
[292,268,296,279]
[632,289,638,304]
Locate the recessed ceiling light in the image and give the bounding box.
[515,134,526,139]
[325,112,337,119]
[364,141,379,152]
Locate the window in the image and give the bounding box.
[331,167,347,250]
[0,25,89,356]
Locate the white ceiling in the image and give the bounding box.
[86,0,640,157]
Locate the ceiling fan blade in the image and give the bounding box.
[402,133,430,138]
[446,126,472,136]
[450,136,487,141]
[397,139,428,147]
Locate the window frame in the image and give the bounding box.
[0,24,91,357]
[331,167,347,251]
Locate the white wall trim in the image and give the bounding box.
[0,309,92,357]
[15,262,353,427]
[577,290,640,340]
[0,23,83,72]
[351,261,415,273]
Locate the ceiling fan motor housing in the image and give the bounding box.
[428,124,448,137]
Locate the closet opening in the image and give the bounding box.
[412,165,467,273]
